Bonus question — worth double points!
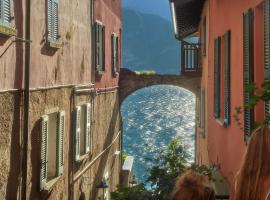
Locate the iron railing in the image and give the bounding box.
[181,42,200,73]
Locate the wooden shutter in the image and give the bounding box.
[243,9,254,138]
[75,106,81,161]
[112,34,118,74]
[95,22,104,71]
[3,0,10,24]
[102,26,105,71]
[214,37,221,118]
[47,0,53,41]
[52,0,59,41]
[57,111,64,176]
[203,16,207,56]
[224,31,231,126]
[85,104,91,153]
[264,0,270,119]
[40,115,49,190]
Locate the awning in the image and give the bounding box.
[169,0,205,39]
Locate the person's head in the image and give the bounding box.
[171,170,215,200]
[235,126,270,200]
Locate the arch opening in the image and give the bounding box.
[120,85,196,184]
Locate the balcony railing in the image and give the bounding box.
[181,43,200,74]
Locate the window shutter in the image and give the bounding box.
[264,0,270,119]
[214,37,221,118]
[3,0,10,24]
[47,0,53,41]
[112,34,118,74]
[74,106,81,161]
[57,111,64,176]
[85,104,91,153]
[40,115,49,190]
[224,31,231,126]
[52,0,59,41]
[95,23,104,71]
[203,16,207,56]
[243,9,254,139]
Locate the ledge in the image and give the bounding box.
[0,24,17,37]
[47,40,63,49]
[42,176,61,193]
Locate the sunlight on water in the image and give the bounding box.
[121,85,196,183]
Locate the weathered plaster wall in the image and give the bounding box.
[0,91,22,200]
[0,1,24,89]
[94,0,122,88]
[30,0,92,88]
[207,0,263,191]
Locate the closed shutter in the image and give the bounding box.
[243,9,254,139]
[112,34,118,74]
[3,0,10,24]
[40,115,49,190]
[95,22,104,71]
[47,0,53,41]
[75,106,81,161]
[102,26,105,71]
[214,37,221,118]
[85,104,91,153]
[57,111,64,176]
[264,0,270,119]
[52,0,59,41]
[224,31,231,126]
[203,16,207,56]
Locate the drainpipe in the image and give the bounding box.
[21,0,31,199]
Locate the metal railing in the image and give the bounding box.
[181,43,200,73]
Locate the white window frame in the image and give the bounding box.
[74,103,92,162]
[40,111,65,191]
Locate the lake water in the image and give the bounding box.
[121,85,196,184]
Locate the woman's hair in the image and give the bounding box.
[235,126,270,200]
[171,170,215,200]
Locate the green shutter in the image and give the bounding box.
[47,0,53,41]
[95,23,104,71]
[243,9,254,139]
[85,104,91,153]
[203,16,207,56]
[57,111,64,176]
[264,0,270,119]
[224,31,231,126]
[52,0,59,41]
[3,0,10,24]
[40,115,49,191]
[74,106,81,161]
[214,37,221,118]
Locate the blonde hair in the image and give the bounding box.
[235,126,270,200]
[171,170,215,200]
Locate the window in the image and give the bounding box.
[95,21,105,72]
[40,111,65,191]
[74,104,92,161]
[0,0,10,26]
[111,33,119,74]
[243,9,254,139]
[213,31,231,126]
[202,16,207,56]
[265,1,270,123]
[47,0,59,42]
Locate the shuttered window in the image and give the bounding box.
[111,33,119,74]
[0,0,10,26]
[203,16,207,56]
[224,31,231,126]
[243,9,254,138]
[40,111,64,190]
[214,37,221,118]
[75,106,81,161]
[264,0,270,120]
[40,116,49,190]
[74,104,92,161]
[95,22,105,72]
[47,0,59,42]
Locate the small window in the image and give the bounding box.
[95,21,105,72]
[47,0,59,42]
[0,0,11,26]
[74,104,92,161]
[111,33,119,74]
[40,111,65,191]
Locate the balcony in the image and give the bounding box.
[181,42,201,76]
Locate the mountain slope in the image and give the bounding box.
[123,8,180,74]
